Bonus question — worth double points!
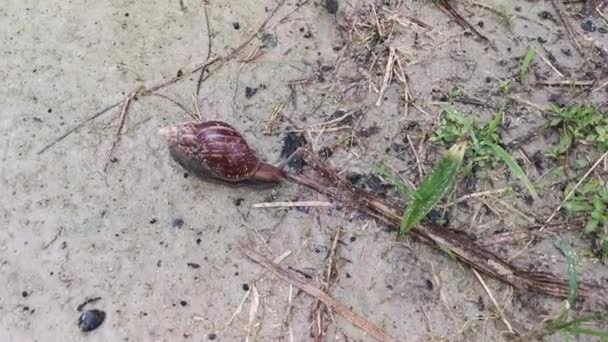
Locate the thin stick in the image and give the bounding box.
[241,246,397,342]
[42,226,64,249]
[283,126,351,134]
[598,6,608,25]
[436,0,489,42]
[251,201,332,208]
[591,78,608,93]
[443,188,509,207]
[406,134,425,179]
[536,80,593,87]
[306,111,352,129]
[472,269,515,334]
[146,93,196,119]
[314,226,341,340]
[478,219,582,247]
[196,0,213,95]
[535,48,565,78]
[192,94,203,121]
[37,101,121,154]
[245,284,260,342]
[508,96,549,113]
[104,89,140,171]
[375,46,396,107]
[550,0,583,56]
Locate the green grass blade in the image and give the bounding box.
[487,143,538,200]
[553,237,578,307]
[547,314,608,338]
[564,327,608,337]
[400,142,467,233]
[372,163,412,199]
[520,45,536,82]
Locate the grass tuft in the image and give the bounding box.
[519,45,536,83]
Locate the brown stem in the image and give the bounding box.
[284,149,606,304]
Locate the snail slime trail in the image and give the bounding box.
[159,121,284,186]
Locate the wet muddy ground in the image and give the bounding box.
[1,0,608,341]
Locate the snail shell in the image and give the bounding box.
[159,121,284,185]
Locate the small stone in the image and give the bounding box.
[172,218,184,228]
[325,0,338,14]
[78,309,106,332]
[245,87,257,98]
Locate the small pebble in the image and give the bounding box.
[172,218,184,228]
[78,309,106,332]
[325,0,338,14]
[245,86,257,98]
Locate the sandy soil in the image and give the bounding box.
[1,0,607,341]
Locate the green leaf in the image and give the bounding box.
[584,219,599,234]
[563,200,592,214]
[487,143,538,200]
[552,131,573,157]
[400,142,467,233]
[520,45,536,82]
[553,237,578,307]
[487,110,503,134]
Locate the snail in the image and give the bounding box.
[159,121,285,186]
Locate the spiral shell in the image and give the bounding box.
[160,121,283,184]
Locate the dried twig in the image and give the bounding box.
[196,0,213,95]
[241,246,397,342]
[312,226,341,341]
[252,201,332,208]
[104,88,142,171]
[592,78,608,93]
[436,0,489,42]
[478,218,584,247]
[42,226,64,250]
[245,284,260,342]
[535,48,565,78]
[536,80,593,87]
[550,0,583,56]
[37,102,121,155]
[146,93,196,119]
[472,269,515,334]
[375,46,396,107]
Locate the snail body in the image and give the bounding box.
[159,121,284,186]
